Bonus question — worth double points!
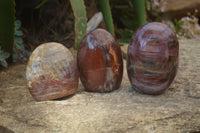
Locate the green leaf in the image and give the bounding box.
[97,0,115,35]
[0,48,10,67]
[15,20,21,30]
[15,30,23,36]
[0,60,8,67]
[35,0,49,9]
[174,19,183,33]
[14,37,23,44]
[69,0,87,49]
[0,0,15,62]
[0,51,10,60]
[14,38,25,51]
[122,53,127,59]
[15,43,25,51]
[12,47,18,62]
[131,0,147,28]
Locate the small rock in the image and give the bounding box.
[162,0,200,19]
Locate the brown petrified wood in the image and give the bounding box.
[77,29,123,92]
[26,42,79,101]
[127,22,179,95]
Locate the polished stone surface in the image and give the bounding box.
[26,42,79,101]
[127,22,179,94]
[77,29,123,92]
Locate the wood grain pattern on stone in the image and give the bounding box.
[77,29,123,92]
[0,39,199,133]
[26,42,79,101]
[127,22,179,95]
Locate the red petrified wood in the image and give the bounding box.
[77,29,123,92]
[26,42,79,101]
[127,22,179,95]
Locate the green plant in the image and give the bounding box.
[69,0,87,49]
[35,0,115,49]
[13,20,24,62]
[122,52,127,59]
[0,47,10,67]
[35,0,88,49]
[97,0,115,35]
[34,0,48,9]
[131,0,147,28]
[0,0,15,62]
[110,0,147,43]
[174,19,183,33]
[175,10,200,38]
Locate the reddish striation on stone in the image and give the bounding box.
[77,29,123,92]
[26,42,79,101]
[127,22,179,95]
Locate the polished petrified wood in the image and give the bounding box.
[77,29,123,92]
[26,42,79,101]
[127,22,179,95]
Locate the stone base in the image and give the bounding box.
[0,39,200,133]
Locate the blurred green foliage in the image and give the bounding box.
[1,0,166,67]
[0,0,15,63]
[34,0,48,9]
[0,47,10,68]
[174,19,184,34]
[110,0,147,43]
[97,0,115,35]
[131,0,147,27]
[13,20,24,62]
[36,0,115,49]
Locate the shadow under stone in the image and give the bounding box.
[0,126,15,133]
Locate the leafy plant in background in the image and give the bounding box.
[36,0,114,49]
[0,0,148,68]
[0,20,24,67]
[175,10,200,38]
[0,0,115,67]
[132,0,147,28]
[0,47,10,68]
[97,0,115,35]
[69,0,87,49]
[174,19,183,34]
[34,0,49,9]
[13,20,25,62]
[0,0,15,62]
[110,0,147,44]
[20,0,147,50]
